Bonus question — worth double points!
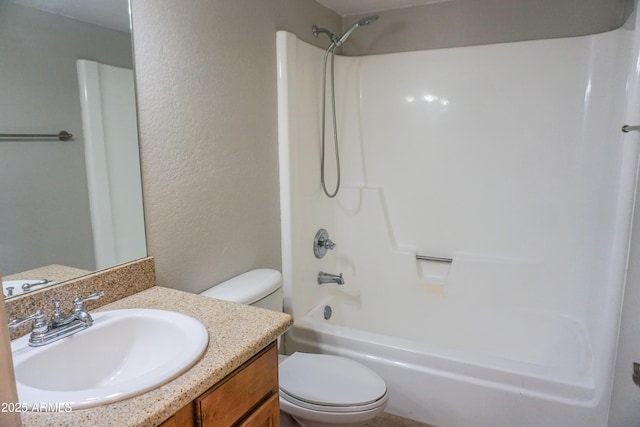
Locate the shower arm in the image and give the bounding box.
[312,25,340,46]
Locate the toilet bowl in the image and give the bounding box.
[200,269,389,427]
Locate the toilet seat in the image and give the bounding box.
[279,352,388,412]
[280,389,389,413]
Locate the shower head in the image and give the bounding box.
[356,15,380,26]
[336,14,379,46]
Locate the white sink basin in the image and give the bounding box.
[11,308,209,410]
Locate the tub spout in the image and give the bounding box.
[318,271,344,285]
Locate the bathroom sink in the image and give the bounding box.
[11,308,209,410]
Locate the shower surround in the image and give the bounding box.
[277,18,640,427]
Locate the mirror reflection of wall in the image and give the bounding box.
[0,0,146,297]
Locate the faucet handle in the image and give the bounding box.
[73,291,104,311]
[314,229,337,258]
[320,236,336,250]
[8,309,48,332]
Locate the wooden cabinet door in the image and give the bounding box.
[158,343,279,427]
[239,394,280,427]
[196,343,278,427]
[157,417,177,427]
[157,402,195,427]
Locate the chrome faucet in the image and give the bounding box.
[52,291,104,328]
[8,291,104,347]
[318,271,344,285]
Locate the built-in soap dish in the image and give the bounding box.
[416,254,452,288]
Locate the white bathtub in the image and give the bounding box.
[286,293,600,427]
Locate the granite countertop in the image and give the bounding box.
[4,264,93,300]
[4,264,92,283]
[19,286,293,427]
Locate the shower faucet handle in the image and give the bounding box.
[320,237,335,250]
[314,228,336,258]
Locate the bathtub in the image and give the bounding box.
[285,292,601,427]
[277,24,636,427]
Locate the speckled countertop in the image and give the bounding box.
[4,264,92,283]
[19,286,293,427]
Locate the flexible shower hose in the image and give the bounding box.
[320,43,341,198]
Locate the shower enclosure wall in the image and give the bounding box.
[277,13,640,427]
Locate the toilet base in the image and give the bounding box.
[280,411,300,427]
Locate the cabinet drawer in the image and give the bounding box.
[196,343,278,427]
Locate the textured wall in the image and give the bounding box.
[129,0,340,293]
[341,0,635,55]
[0,1,132,275]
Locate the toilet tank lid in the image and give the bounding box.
[199,268,282,304]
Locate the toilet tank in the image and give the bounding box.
[199,268,283,312]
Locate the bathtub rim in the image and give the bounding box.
[285,296,599,407]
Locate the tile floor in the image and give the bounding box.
[281,411,434,427]
[365,412,435,427]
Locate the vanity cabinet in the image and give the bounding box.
[159,343,279,427]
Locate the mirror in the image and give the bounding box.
[0,0,146,299]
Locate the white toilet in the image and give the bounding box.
[200,268,389,427]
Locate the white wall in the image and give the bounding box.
[609,173,640,425]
